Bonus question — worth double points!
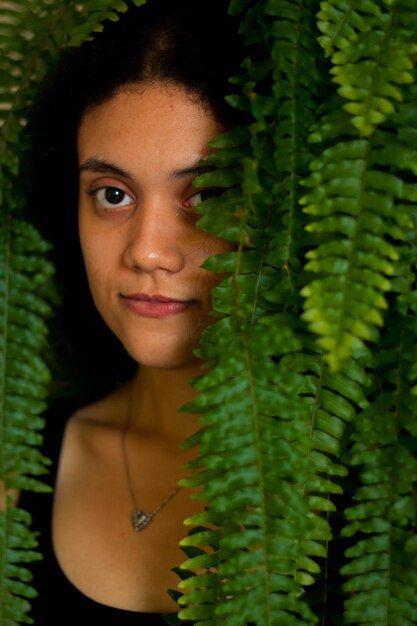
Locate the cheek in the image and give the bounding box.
[79,213,115,277]
[193,230,231,261]
[79,234,111,304]
[79,240,99,285]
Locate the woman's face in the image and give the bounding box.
[77,83,229,370]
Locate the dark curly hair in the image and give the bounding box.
[27,0,248,401]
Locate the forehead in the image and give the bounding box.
[77,84,223,175]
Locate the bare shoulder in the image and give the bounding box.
[69,382,130,429]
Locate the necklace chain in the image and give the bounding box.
[121,383,181,531]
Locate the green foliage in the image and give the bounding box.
[301,0,417,371]
[2,0,417,624]
[171,0,417,624]
[0,217,54,625]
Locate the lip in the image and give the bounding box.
[120,293,195,318]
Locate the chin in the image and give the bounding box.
[123,340,203,371]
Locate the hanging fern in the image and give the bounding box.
[169,1,370,624]
[171,1,417,624]
[0,216,55,626]
[339,82,417,626]
[300,0,417,372]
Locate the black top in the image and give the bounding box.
[18,399,178,625]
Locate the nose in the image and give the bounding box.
[122,201,185,274]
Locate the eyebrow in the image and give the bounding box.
[79,158,130,178]
[79,157,215,181]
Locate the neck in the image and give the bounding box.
[128,362,204,442]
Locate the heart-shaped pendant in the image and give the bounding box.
[132,510,153,531]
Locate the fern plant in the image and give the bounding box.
[1,0,417,625]
[172,0,417,624]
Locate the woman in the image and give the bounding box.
[16,0,248,622]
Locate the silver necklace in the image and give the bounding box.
[121,384,182,531]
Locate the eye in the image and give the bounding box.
[92,186,134,210]
[186,188,225,208]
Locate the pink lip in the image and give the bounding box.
[120,293,195,318]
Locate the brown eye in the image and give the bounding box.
[94,186,134,209]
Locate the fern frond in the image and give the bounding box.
[300,1,417,372]
[317,0,417,136]
[178,314,318,625]
[341,391,417,624]
[0,215,55,625]
[339,195,417,625]
[280,348,371,620]
[0,507,42,626]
